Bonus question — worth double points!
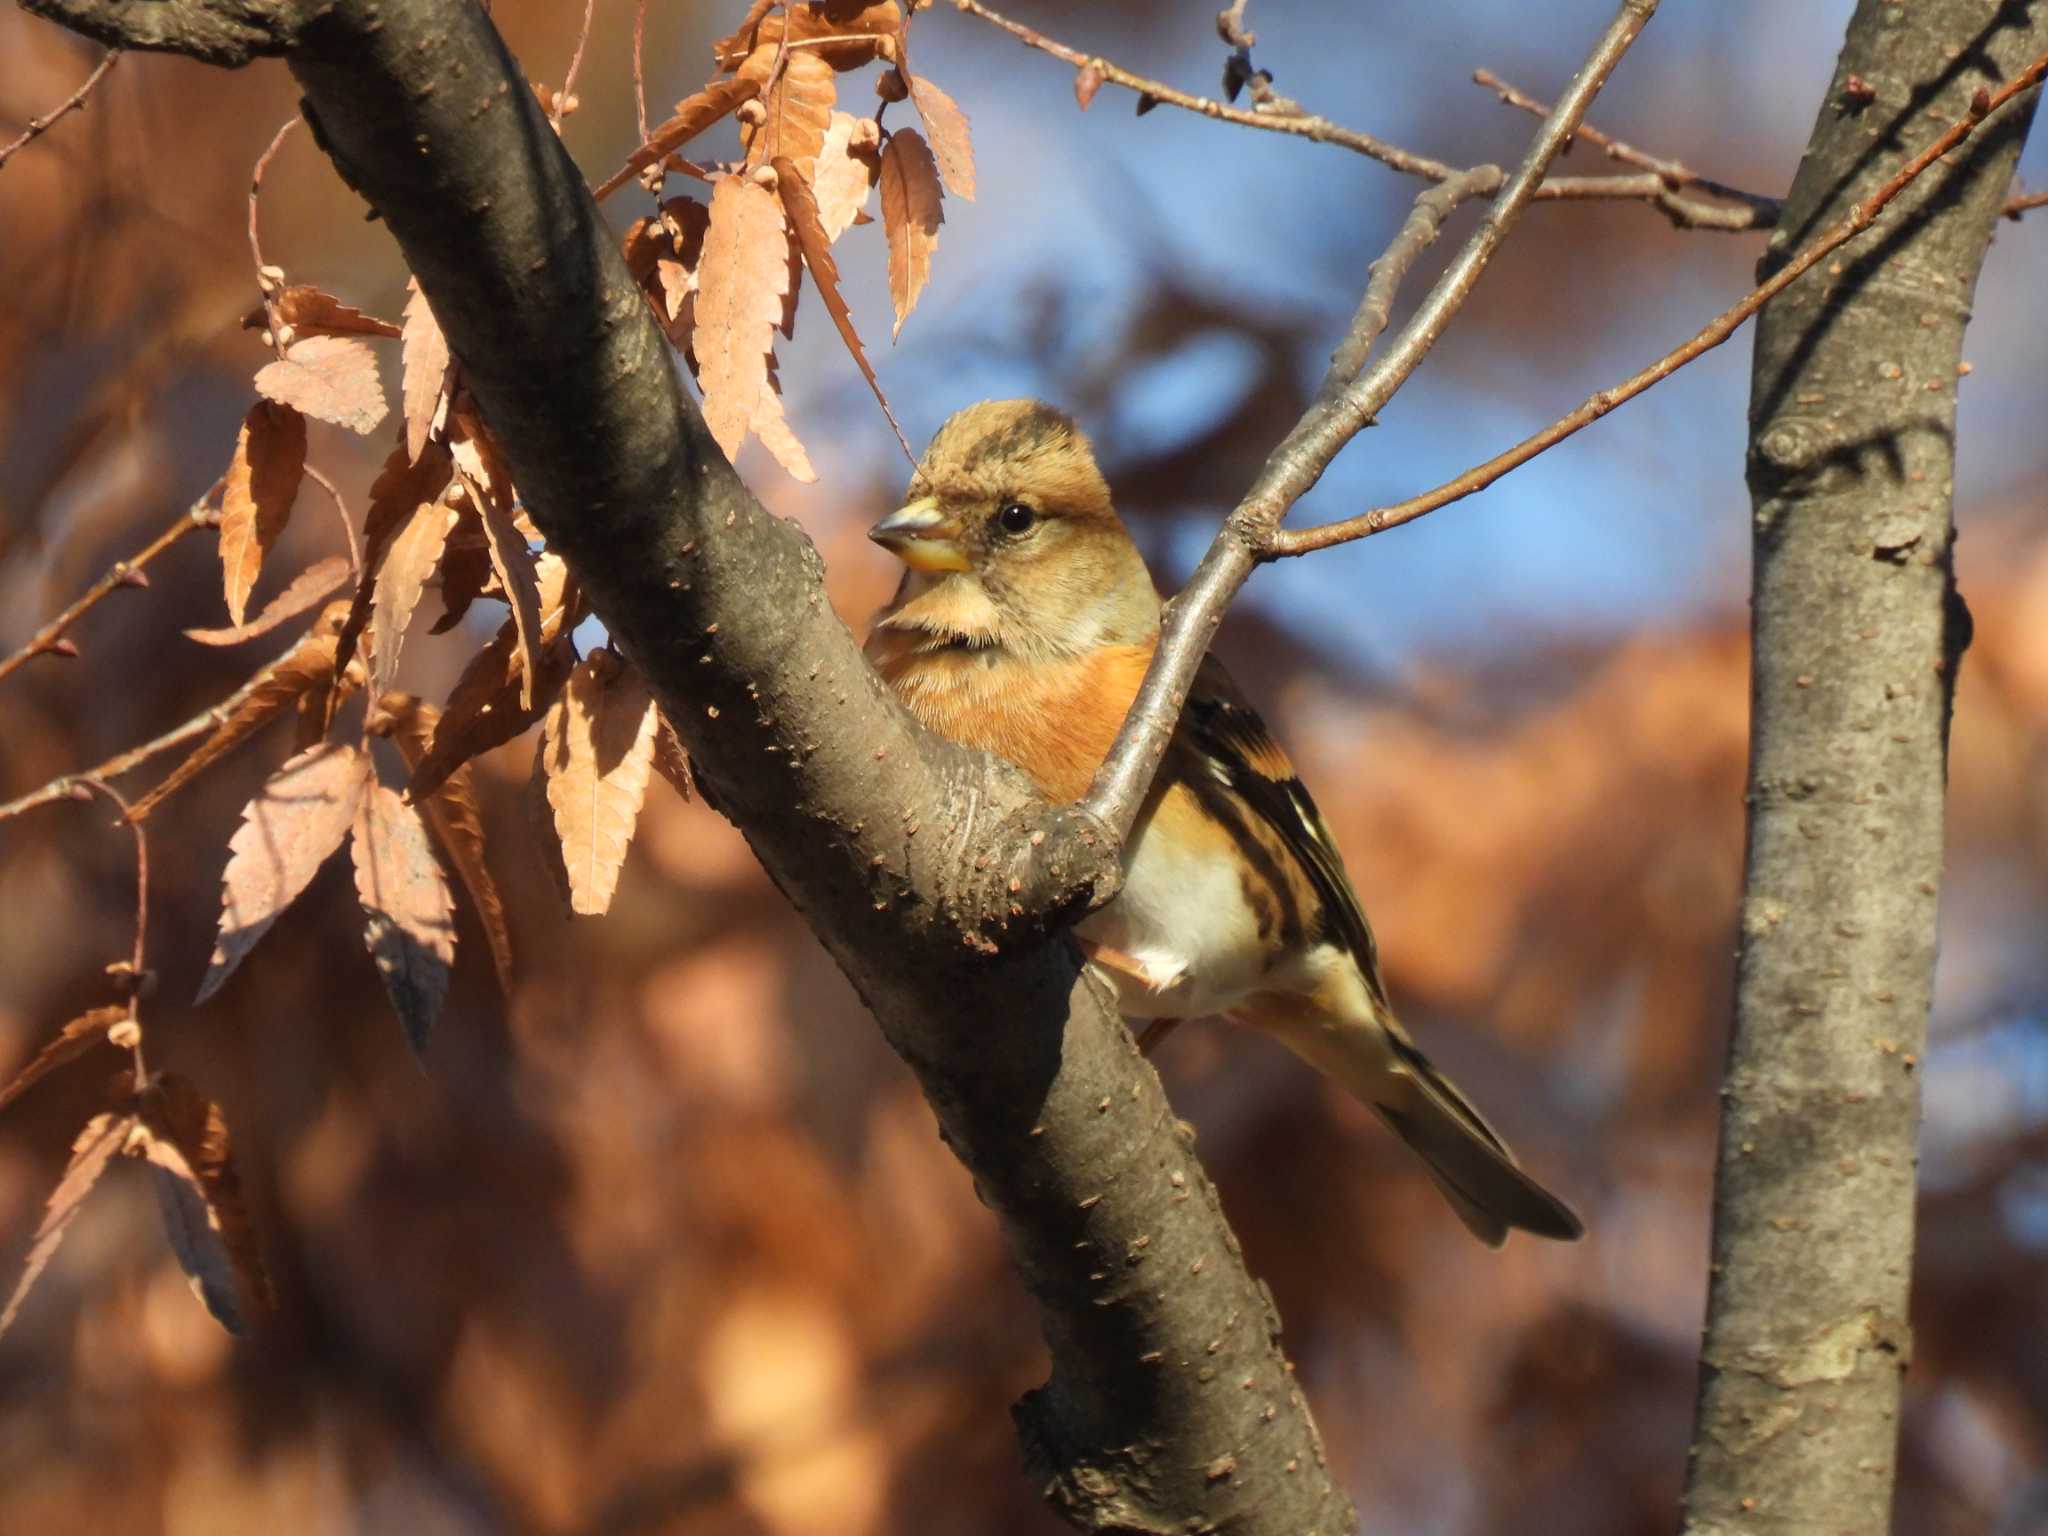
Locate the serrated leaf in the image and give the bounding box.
[135,1075,273,1335]
[776,155,903,456]
[880,130,943,339]
[219,401,307,627]
[739,47,837,182]
[652,710,696,800]
[405,556,577,803]
[129,611,349,823]
[812,112,880,241]
[197,743,369,1003]
[525,733,575,917]
[695,175,794,465]
[595,75,762,201]
[906,75,974,200]
[430,506,494,635]
[401,279,453,464]
[0,1112,132,1340]
[336,444,454,688]
[540,654,659,916]
[351,785,456,1053]
[370,693,513,992]
[275,286,402,339]
[184,556,351,646]
[471,490,545,708]
[0,1007,125,1116]
[716,1,903,73]
[254,334,388,434]
[369,496,458,698]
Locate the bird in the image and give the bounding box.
[864,399,1583,1246]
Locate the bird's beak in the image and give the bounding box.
[868,497,970,573]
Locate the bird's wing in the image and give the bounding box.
[1181,655,1389,1013]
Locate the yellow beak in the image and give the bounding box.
[868,498,970,573]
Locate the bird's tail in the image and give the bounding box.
[1244,997,1583,1247]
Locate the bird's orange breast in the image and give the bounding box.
[870,636,1158,805]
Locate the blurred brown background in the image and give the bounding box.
[3,3,2046,1533]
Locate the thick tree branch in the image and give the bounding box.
[10,0,1355,1529]
[1680,5,2045,1532]
[19,0,317,65]
[1079,0,1661,842]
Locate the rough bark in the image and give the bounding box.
[14,0,1358,1529]
[1682,5,2042,1533]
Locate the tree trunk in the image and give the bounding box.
[1682,4,2042,1532]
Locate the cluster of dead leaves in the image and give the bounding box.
[610,0,975,478]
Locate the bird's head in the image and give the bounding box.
[869,399,1159,658]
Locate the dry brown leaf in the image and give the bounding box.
[749,364,817,482]
[351,784,457,1053]
[135,1075,274,1335]
[406,556,577,802]
[184,556,350,646]
[129,614,347,823]
[695,175,794,464]
[906,75,975,200]
[469,487,545,708]
[717,1,904,72]
[218,401,308,627]
[336,444,454,688]
[880,130,943,339]
[197,743,370,1003]
[370,693,514,992]
[776,155,901,453]
[448,404,516,515]
[653,710,696,800]
[540,652,660,916]
[0,1112,133,1340]
[739,47,837,182]
[401,278,453,463]
[0,1006,125,1115]
[254,334,389,435]
[370,497,458,698]
[274,285,402,339]
[812,112,881,241]
[525,734,576,917]
[430,505,494,635]
[595,75,763,201]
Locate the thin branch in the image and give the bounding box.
[0,637,298,825]
[632,0,651,144]
[247,115,299,350]
[305,464,361,577]
[72,777,150,1084]
[954,0,1759,228]
[0,489,219,688]
[954,0,1459,181]
[0,47,119,171]
[1267,46,2048,557]
[554,0,596,130]
[1079,0,1662,842]
[2003,185,2048,217]
[1474,65,1780,228]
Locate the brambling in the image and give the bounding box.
[865,400,1582,1246]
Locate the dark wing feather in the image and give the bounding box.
[1182,655,1389,1011]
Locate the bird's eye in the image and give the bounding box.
[997,502,1037,535]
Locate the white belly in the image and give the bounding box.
[1075,816,1272,1019]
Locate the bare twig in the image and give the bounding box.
[0,48,119,171]
[955,0,1459,181]
[955,0,1758,227]
[72,777,150,1083]
[248,115,299,352]
[2004,185,2048,217]
[0,641,297,825]
[1079,0,1662,841]
[1215,3,1254,50]
[633,0,652,144]
[0,488,220,689]
[1474,65,1780,229]
[1267,47,2048,557]
[304,465,361,577]
[554,0,597,130]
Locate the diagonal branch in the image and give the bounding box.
[0,45,118,170]
[1079,0,1663,842]
[1266,45,2048,558]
